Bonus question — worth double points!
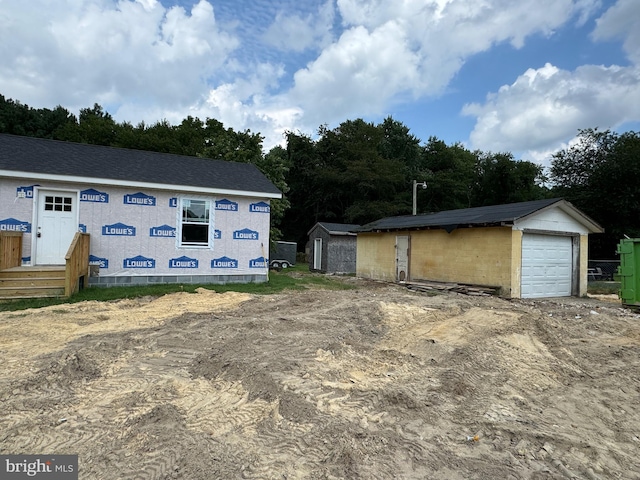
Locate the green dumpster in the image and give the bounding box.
[617,238,640,306]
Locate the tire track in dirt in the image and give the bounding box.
[2,282,640,478]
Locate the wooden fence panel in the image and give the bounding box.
[0,232,23,270]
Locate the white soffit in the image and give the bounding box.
[0,170,282,199]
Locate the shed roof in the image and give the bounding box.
[357,198,603,233]
[308,222,361,236]
[0,133,281,198]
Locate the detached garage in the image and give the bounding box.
[356,198,603,299]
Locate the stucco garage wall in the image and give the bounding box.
[356,232,397,282]
[579,234,588,297]
[410,227,513,293]
[357,227,514,294]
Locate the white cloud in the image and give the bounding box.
[0,0,238,112]
[280,0,603,133]
[462,62,640,154]
[289,23,423,128]
[191,62,296,148]
[461,0,640,163]
[262,0,335,52]
[0,0,627,156]
[592,0,640,63]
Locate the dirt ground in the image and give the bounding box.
[1,277,639,479]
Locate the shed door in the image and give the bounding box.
[396,235,409,282]
[521,234,572,298]
[35,190,78,265]
[313,238,322,270]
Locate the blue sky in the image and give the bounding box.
[1,0,638,168]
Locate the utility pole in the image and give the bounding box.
[413,180,427,215]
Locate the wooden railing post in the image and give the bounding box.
[64,233,90,297]
[0,232,23,271]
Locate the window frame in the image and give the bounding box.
[178,197,213,249]
[44,195,73,212]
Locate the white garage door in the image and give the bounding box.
[521,234,573,298]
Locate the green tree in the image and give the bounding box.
[56,104,117,145]
[260,146,291,242]
[550,128,640,257]
[201,119,263,164]
[279,131,323,246]
[316,119,407,223]
[474,152,547,206]
[421,138,478,212]
[0,95,38,136]
[0,95,77,138]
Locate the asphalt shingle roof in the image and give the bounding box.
[0,133,281,196]
[357,198,577,233]
[318,222,361,234]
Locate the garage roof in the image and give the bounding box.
[0,133,282,198]
[308,222,361,236]
[357,198,603,233]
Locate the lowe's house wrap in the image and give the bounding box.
[0,134,282,287]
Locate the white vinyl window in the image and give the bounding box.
[179,198,211,247]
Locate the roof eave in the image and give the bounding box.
[517,199,604,233]
[0,170,282,199]
[358,222,511,234]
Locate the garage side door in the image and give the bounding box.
[521,234,573,298]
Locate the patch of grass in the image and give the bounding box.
[587,281,620,295]
[0,297,70,312]
[0,265,355,312]
[297,274,356,290]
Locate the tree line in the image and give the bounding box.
[2,94,638,258]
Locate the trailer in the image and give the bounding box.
[269,241,297,269]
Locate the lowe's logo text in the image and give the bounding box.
[150,225,176,237]
[214,229,222,239]
[216,199,238,211]
[169,256,198,269]
[89,255,109,269]
[102,223,136,236]
[79,224,87,233]
[0,218,31,233]
[249,202,270,213]
[16,185,37,198]
[124,256,156,269]
[211,256,238,269]
[249,257,268,268]
[233,228,259,240]
[169,197,178,207]
[80,188,109,203]
[124,192,156,206]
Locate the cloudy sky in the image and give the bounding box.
[1,0,638,166]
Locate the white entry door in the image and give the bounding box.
[35,190,78,265]
[396,235,410,282]
[313,238,322,270]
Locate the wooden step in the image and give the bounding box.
[0,266,65,279]
[0,285,65,299]
[0,277,65,288]
[0,266,66,299]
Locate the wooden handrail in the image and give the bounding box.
[0,231,23,271]
[64,232,90,297]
